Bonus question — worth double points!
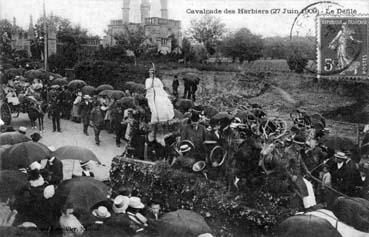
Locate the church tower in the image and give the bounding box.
[140,0,150,24]
[122,0,130,24]
[27,15,34,57]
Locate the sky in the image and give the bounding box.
[0,0,368,38]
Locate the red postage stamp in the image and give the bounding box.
[317,15,368,80]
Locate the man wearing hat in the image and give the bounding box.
[80,95,92,136]
[180,112,207,159]
[48,86,62,132]
[18,126,27,135]
[90,100,105,145]
[30,132,42,142]
[126,197,148,235]
[329,151,362,196]
[80,161,95,177]
[42,147,63,185]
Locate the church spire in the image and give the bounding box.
[28,15,35,40]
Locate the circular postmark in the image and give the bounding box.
[289,1,364,76]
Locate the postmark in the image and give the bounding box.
[317,15,369,80]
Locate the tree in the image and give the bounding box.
[188,16,226,56]
[221,28,263,63]
[34,14,89,66]
[181,37,193,63]
[287,49,308,73]
[114,25,147,58]
[0,19,14,57]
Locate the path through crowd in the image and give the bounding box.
[10,113,126,181]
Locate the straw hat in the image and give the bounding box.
[128,197,145,209]
[18,126,27,134]
[29,161,41,171]
[113,195,130,214]
[43,185,55,199]
[192,161,206,172]
[334,151,348,160]
[92,206,111,218]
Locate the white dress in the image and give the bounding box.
[145,77,174,123]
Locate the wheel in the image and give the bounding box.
[1,102,12,125]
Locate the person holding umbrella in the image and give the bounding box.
[71,91,83,122]
[48,86,62,132]
[80,95,92,136]
[42,146,63,185]
[172,75,179,98]
[90,100,105,145]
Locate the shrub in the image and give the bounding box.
[110,157,296,236]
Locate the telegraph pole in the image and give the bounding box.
[43,0,48,71]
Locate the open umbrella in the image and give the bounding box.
[98,89,114,97]
[125,81,145,94]
[117,97,135,109]
[159,210,212,237]
[1,142,51,169]
[50,84,61,90]
[110,90,125,100]
[52,145,100,163]
[96,84,114,92]
[183,73,200,84]
[82,85,96,95]
[0,170,27,202]
[54,176,109,212]
[51,78,68,86]
[211,112,234,123]
[0,132,31,145]
[24,69,46,80]
[321,135,355,151]
[68,80,87,89]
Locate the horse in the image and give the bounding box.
[28,101,48,131]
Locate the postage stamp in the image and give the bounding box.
[317,15,369,80]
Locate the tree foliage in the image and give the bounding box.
[114,25,147,58]
[221,28,263,63]
[34,14,90,66]
[0,19,14,57]
[188,16,226,55]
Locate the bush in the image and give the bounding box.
[287,53,308,73]
[110,157,296,236]
[48,54,74,75]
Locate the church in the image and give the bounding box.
[103,0,182,55]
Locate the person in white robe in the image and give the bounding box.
[145,67,174,124]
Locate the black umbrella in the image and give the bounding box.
[0,132,31,145]
[68,80,87,89]
[96,84,114,92]
[81,85,96,95]
[51,78,68,86]
[117,97,135,108]
[183,73,200,84]
[54,177,109,211]
[98,89,114,97]
[159,210,212,237]
[52,145,100,163]
[125,81,145,94]
[1,142,51,169]
[0,170,27,202]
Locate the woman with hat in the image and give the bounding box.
[145,65,174,124]
[71,91,82,122]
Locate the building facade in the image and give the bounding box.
[103,0,182,55]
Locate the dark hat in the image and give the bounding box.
[190,112,200,122]
[30,132,42,141]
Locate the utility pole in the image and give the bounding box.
[43,0,48,71]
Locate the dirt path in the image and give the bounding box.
[10,113,126,181]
